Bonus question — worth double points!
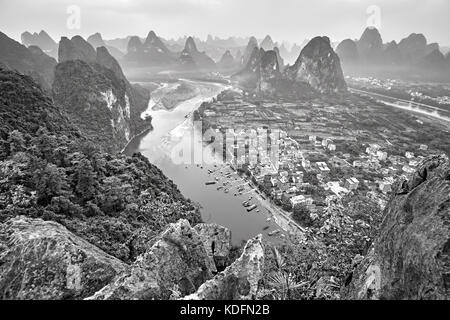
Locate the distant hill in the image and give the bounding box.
[21,30,58,58]
[177,37,216,71]
[336,27,450,80]
[87,33,125,61]
[0,31,56,90]
[233,36,346,96]
[124,31,176,67]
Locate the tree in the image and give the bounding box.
[292,204,313,227]
[267,247,307,300]
[33,163,69,205]
[74,158,98,202]
[7,130,26,154]
[99,176,133,214]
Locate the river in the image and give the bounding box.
[124,80,292,245]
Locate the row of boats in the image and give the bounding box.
[201,164,282,238]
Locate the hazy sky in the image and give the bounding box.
[1,0,449,46]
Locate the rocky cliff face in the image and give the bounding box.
[194,223,232,272]
[0,216,127,300]
[284,36,347,94]
[0,32,57,90]
[184,235,264,300]
[88,220,215,300]
[0,212,262,301]
[53,60,134,153]
[54,36,150,153]
[342,155,450,300]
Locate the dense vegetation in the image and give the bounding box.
[261,194,383,300]
[0,68,201,263]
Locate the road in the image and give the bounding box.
[349,87,448,112]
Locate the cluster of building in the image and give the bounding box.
[197,87,445,222]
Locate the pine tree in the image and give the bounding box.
[74,158,98,202]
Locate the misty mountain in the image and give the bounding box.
[87,33,125,61]
[336,27,450,80]
[335,39,359,64]
[0,31,56,90]
[234,36,347,95]
[242,36,259,67]
[124,31,176,67]
[274,47,285,72]
[357,27,384,62]
[284,36,347,94]
[260,35,275,51]
[21,30,58,59]
[177,37,216,71]
[233,47,280,94]
[217,50,238,70]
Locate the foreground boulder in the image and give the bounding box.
[0,216,127,300]
[194,223,232,272]
[184,234,264,300]
[87,219,215,300]
[342,154,450,299]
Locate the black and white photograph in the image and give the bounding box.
[0,0,449,309]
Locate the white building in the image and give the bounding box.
[377,151,388,161]
[405,152,415,159]
[316,162,330,173]
[345,177,359,190]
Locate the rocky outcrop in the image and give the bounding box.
[284,36,347,93]
[0,31,57,90]
[184,235,264,300]
[0,216,127,300]
[87,220,215,300]
[342,155,450,300]
[194,223,232,272]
